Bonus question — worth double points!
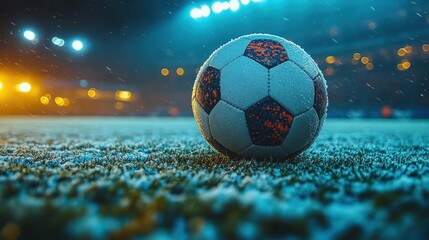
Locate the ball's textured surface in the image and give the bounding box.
[192,34,328,160]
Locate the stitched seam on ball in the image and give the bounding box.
[218,55,246,71]
[221,99,246,112]
[289,59,315,80]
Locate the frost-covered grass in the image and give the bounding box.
[0,117,428,240]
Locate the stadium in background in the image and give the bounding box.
[0,0,428,117]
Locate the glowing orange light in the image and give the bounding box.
[114,102,124,110]
[16,82,31,92]
[361,57,369,65]
[397,63,405,71]
[381,105,392,118]
[404,46,412,54]
[325,56,336,64]
[402,61,411,70]
[365,62,374,70]
[0,82,3,90]
[115,90,132,101]
[161,68,169,76]
[87,88,97,98]
[353,53,361,60]
[169,107,179,116]
[422,44,429,53]
[397,48,406,57]
[176,68,185,76]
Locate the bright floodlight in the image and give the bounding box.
[190,8,202,19]
[201,5,211,17]
[72,40,83,51]
[23,30,36,41]
[230,0,240,11]
[241,0,250,5]
[222,1,230,10]
[212,2,223,13]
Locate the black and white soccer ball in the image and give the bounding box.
[192,34,328,160]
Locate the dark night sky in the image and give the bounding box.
[0,0,428,108]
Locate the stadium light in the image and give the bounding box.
[201,5,211,17]
[230,0,240,11]
[72,40,84,51]
[190,8,202,18]
[222,1,230,10]
[23,30,36,41]
[16,82,31,93]
[212,2,223,13]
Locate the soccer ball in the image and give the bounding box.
[192,34,328,160]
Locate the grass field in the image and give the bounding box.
[0,117,428,240]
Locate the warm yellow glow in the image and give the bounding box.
[16,82,31,92]
[40,96,50,105]
[402,61,411,70]
[365,63,374,70]
[397,48,406,57]
[114,102,124,110]
[422,44,429,52]
[361,57,369,65]
[176,68,185,76]
[63,98,70,107]
[404,46,412,54]
[353,53,361,60]
[87,88,97,98]
[0,82,2,90]
[115,90,132,101]
[161,68,169,76]
[325,56,336,64]
[397,63,404,71]
[55,97,65,106]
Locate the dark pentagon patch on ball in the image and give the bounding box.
[244,39,289,69]
[313,76,327,119]
[245,97,294,146]
[207,137,239,159]
[196,66,221,114]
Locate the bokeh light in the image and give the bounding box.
[72,40,83,51]
[190,8,202,19]
[161,68,169,76]
[212,2,223,13]
[230,0,240,11]
[176,68,185,76]
[361,57,369,64]
[40,96,50,105]
[201,5,211,17]
[16,82,31,92]
[326,56,336,64]
[241,0,250,5]
[353,53,361,60]
[23,30,36,41]
[87,88,97,98]
[0,82,3,90]
[52,37,65,47]
[114,102,124,110]
[115,90,132,101]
